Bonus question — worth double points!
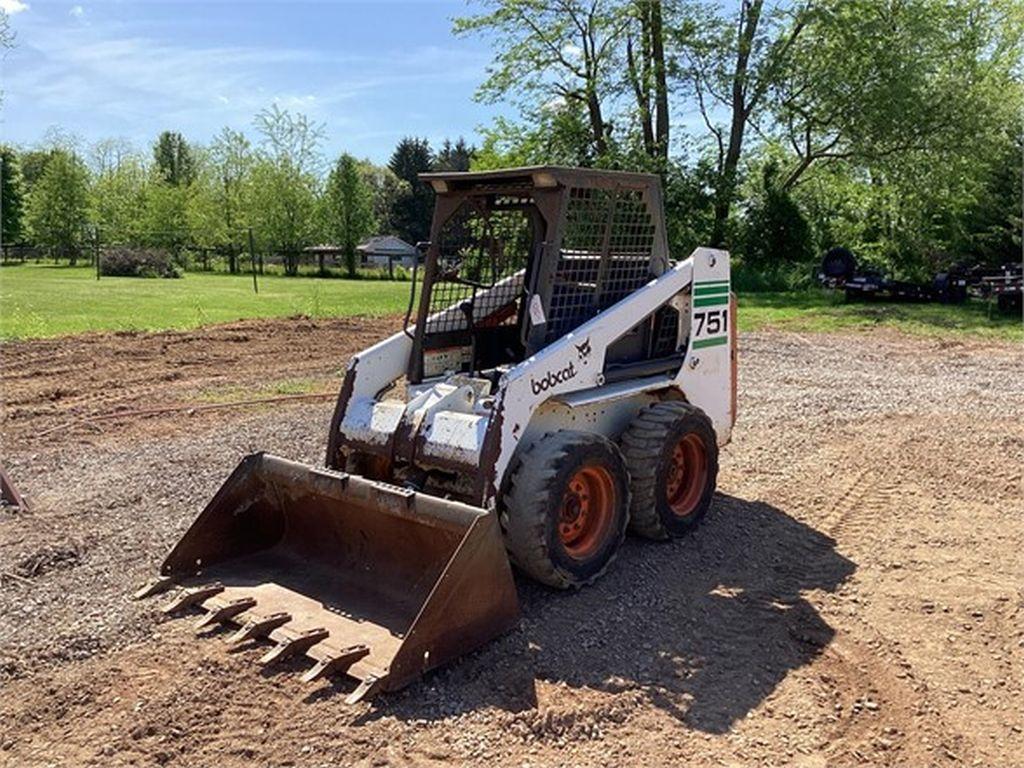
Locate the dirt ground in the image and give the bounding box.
[1,317,1022,767]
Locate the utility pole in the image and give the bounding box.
[248,227,259,294]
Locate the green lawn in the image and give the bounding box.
[738,290,1022,342]
[0,264,412,340]
[0,262,1019,342]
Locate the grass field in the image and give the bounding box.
[1,263,1020,341]
[0,264,411,339]
[738,290,1023,341]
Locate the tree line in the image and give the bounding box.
[457,0,1023,282]
[3,0,1020,286]
[0,109,474,277]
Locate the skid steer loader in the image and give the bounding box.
[138,167,737,703]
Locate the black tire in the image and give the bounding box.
[502,431,630,589]
[620,401,718,540]
[997,292,1022,315]
[821,247,857,282]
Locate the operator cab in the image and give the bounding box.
[407,166,677,389]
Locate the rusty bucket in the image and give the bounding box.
[140,453,519,702]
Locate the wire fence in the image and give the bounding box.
[1,227,419,289]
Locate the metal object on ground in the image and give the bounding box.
[155,453,518,701]
[818,248,1023,311]
[142,167,737,702]
[0,464,29,511]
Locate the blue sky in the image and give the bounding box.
[1,0,508,164]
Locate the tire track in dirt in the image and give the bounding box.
[2,328,1022,767]
[738,417,994,765]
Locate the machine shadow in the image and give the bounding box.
[363,493,855,732]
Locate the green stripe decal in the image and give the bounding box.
[694,285,730,297]
[692,335,728,349]
[695,279,730,287]
[694,295,730,307]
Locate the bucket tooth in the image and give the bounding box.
[345,674,383,705]
[152,454,521,698]
[260,628,330,665]
[194,596,257,632]
[225,612,292,648]
[161,582,224,614]
[133,575,174,600]
[300,644,370,684]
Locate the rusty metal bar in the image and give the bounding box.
[345,674,383,705]
[161,583,224,614]
[194,596,257,632]
[260,627,330,665]
[225,612,292,647]
[300,644,370,683]
[133,575,173,600]
[0,464,29,511]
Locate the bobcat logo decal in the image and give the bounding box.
[530,361,577,395]
[575,337,592,362]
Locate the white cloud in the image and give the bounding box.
[2,12,493,162]
[16,26,486,127]
[69,5,84,19]
[0,0,30,15]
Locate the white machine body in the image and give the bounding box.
[332,247,736,507]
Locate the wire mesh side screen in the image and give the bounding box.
[545,187,657,344]
[425,196,535,336]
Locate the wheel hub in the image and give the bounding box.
[558,466,615,559]
[665,433,708,518]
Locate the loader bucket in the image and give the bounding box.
[145,453,519,702]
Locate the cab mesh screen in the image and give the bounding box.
[545,187,656,343]
[425,197,534,335]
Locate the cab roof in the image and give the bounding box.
[418,165,660,193]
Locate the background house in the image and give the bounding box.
[357,236,419,271]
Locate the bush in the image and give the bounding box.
[355,266,413,281]
[741,162,815,271]
[99,247,181,278]
[732,259,817,292]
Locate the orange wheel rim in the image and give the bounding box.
[558,465,616,559]
[665,434,708,518]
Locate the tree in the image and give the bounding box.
[771,0,1024,190]
[0,9,13,107]
[0,8,12,49]
[683,0,810,247]
[323,154,375,277]
[90,154,148,245]
[253,105,325,176]
[247,159,320,275]
[358,163,408,235]
[89,137,136,176]
[433,138,475,171]
[1,146,25,245]
[963,134,1023,265]
[742,160,814,269]
[19,149,56,194]
[388,137,434,245]
[474,104,598,169]
[153,131,196,186]
[141,176,191,257]
[25,151,91,263]
[455,0,630,158]
[249,107,325,275]
[624,0,670,161]
[190,127,253,272]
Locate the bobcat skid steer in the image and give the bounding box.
[138,167,737,703]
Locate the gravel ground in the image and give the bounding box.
[1,321,1022,767]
